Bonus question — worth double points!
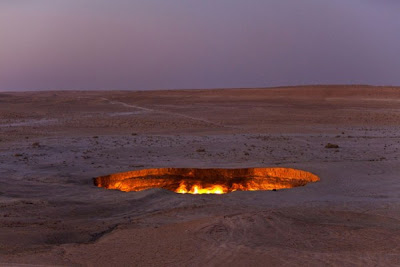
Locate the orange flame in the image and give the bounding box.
[177,183,227,194]
[94,167,320,195]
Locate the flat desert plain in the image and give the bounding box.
[1,86,400,266]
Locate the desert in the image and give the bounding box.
[0,85,399,266]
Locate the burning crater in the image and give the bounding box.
[94,168,319,194]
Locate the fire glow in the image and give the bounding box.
[176,184,226,194]
[94,168,319,194]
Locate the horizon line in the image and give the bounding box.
[1,83,399,93]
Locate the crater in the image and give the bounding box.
[94,168,319,194]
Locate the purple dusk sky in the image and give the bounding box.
[0,0,399,91]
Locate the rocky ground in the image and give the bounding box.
[0,85,400,266]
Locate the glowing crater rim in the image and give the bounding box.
[93,167,320,194]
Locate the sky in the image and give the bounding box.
[0,0,399,91]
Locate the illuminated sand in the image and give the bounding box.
[1,86,400,266]
[94,167,320,194]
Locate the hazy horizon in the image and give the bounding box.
[1,0,400,91]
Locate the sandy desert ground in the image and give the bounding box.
[0,85,400,266]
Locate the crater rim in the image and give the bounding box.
[93,167,320,195]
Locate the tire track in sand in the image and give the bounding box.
[101,98,236,129]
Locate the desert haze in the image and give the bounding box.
[0,85,400,266]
